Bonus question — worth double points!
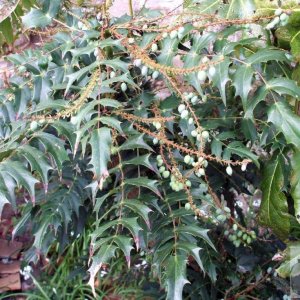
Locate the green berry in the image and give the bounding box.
[216,208,222,215]
[208,66,216,77]
[128,38,135,44]
[110,71,116,78]
[180,109,189,119]
[226,166,233,176]
[273,16,280,25]
[178,104,186,113]
[197,70,207,82]
[224,207,231,213]
[121,82,127,92]
[224,230,229,236]
[157,159,163,167]
[153,138,159,145]
[191,96,199,104]
[241,163,247,171]
[274,8,282,16]
[188,118,193,125]
[191,130,198,137]
[110,146,118,155]
[170,30,178,39]
[134,59,142,67]
[30,121,38,131]
[151,43,158,52]
[157,155,162,160]
[18,66,26,74]
[185,203,191,210]
[201,56,210,63]
[266,21,275,30]
[232,224,238,231]
[243,233,248,241]
[152,71,159,79]
[185,180,191,187]
[188,92,194,99]
[237,230,243,238]
[141,66,148,76]
[154,122,162,130]
[178,182,184,190]
[247,236,252,244]
[280,13,288,21]
[159,166,166,173]
[184,155,191,164]
[162,32,168,38]
[178,27,185,34]
[162,170,170,178]
[201,130,209,139]
[217,214,225,222]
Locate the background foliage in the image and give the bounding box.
[1,0,300,299]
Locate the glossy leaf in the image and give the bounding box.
[166,255,189,300]
[268,101,300,148]
[258,155,290,239]
[89,127,112,182]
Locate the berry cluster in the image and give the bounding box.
[156,155,170,179]
[134,58,160,80]
[224,224,256,248]
[266,8,289,30]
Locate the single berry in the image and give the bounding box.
[233,224,238,231]
[159,166,166,173]
[226,165,233,176]
[201,130,209,139]
[94,48,99,57]
[154,122,162,130]
[184,155,191,164]
[178,104,186,113]
[18,66,26,74]
[178,27,185,34]
[197,70,207,82]
[110,71,116,79]
[152,71,159,79]
[208,66,216,77]
[30,121,38,131]
[141,66,148,76]
[128,38,135,44]
[162,170,170,178]
[191,130,198,137]
[185,203,191,210]
[274,8,282,16]
[273,16,280,25]
[157,159,163,167]
[201,56,210,63]
[180,109,189,119]
[188,117,194,125]
[151,43,158,52]
[121,82,128,92]
[185,180,191,187]
[280,13,288,21]
[191,96,199,104]
[134,59,142,67]
[170,30,178,39]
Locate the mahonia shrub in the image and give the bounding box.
[1,0,300,299]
